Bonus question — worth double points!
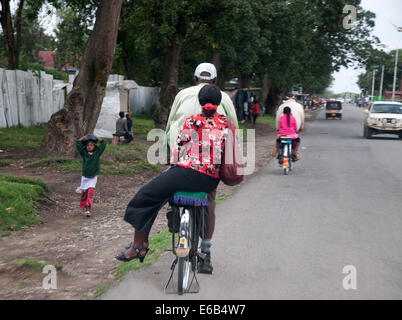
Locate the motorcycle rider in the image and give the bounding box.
[276,106,300,162]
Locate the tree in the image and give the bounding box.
[54,4,93,69]
[40,0,122,155]
[0,2,57,69]
[116,0,378,118]
[357,49,402,95]
[253,0,378,111]
[0,0,25,69]
[119,0,239,128]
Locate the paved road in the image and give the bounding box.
[105,105,402,299]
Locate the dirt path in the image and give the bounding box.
[0,111,317,299]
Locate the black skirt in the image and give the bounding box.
[124,166,220,232]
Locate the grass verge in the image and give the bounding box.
[239,114,276,139]
[26,156,162,175]
[95,281,113,298]
[132,116,156,140]
[216,194,230,204]
[12,259,73,277]
[0,124,46,149]
[13,259,47,271]
[0,175,49,233]
[257,114,276,126]
[115,228,172,281]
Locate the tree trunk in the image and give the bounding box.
[217,59,233,90]
[240,74,252,88]
[260,74,272,108]
[154,34,184,129]
[0,0,24,70]
[14,0,24,68]
[211,52,221,71]
[266,85,282,115]
[40,0,122,156]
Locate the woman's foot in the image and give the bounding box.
[116,231,150,262]
[116,242,149,262]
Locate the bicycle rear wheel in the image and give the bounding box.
[177,208,199,295]
[178,255,190,295]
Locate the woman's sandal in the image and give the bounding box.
[115,247,149,263]
[116,240,150,262]
[125,239,148,250]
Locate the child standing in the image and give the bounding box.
[251,100,260,126]
[76,134,106,217]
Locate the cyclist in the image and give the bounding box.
[116,85,236,263]
[276,106,300,163]
[165,62,239,274]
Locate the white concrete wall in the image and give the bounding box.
[129,86,160,115]
[0,68,66,128]
[0,69,161,130]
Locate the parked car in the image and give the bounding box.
[363,101,402,139]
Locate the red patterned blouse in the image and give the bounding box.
[171,114,235,178]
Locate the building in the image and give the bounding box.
[37,51,79,73]
[384,91,402,102]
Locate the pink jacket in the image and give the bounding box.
[277,114,298,139]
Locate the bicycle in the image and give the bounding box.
[278,136,293,175]
[165,191,208,295]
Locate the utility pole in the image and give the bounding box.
[392,49,399,101]
[371,67,377,101]
[379,65,385,100]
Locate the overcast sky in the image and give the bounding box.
[329,0,402,94]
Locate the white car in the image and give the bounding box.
[364,101,402,139]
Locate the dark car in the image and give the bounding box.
[325,101,343,119]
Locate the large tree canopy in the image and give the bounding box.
[1,0,381,139]
[116,0,378,118]
[358,49,402,96]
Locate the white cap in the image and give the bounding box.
[194,63,217,80]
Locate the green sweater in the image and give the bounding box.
[76,140,106,178]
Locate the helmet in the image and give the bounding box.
[83,134,97,145]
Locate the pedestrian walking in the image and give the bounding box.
[76,134,106,217]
